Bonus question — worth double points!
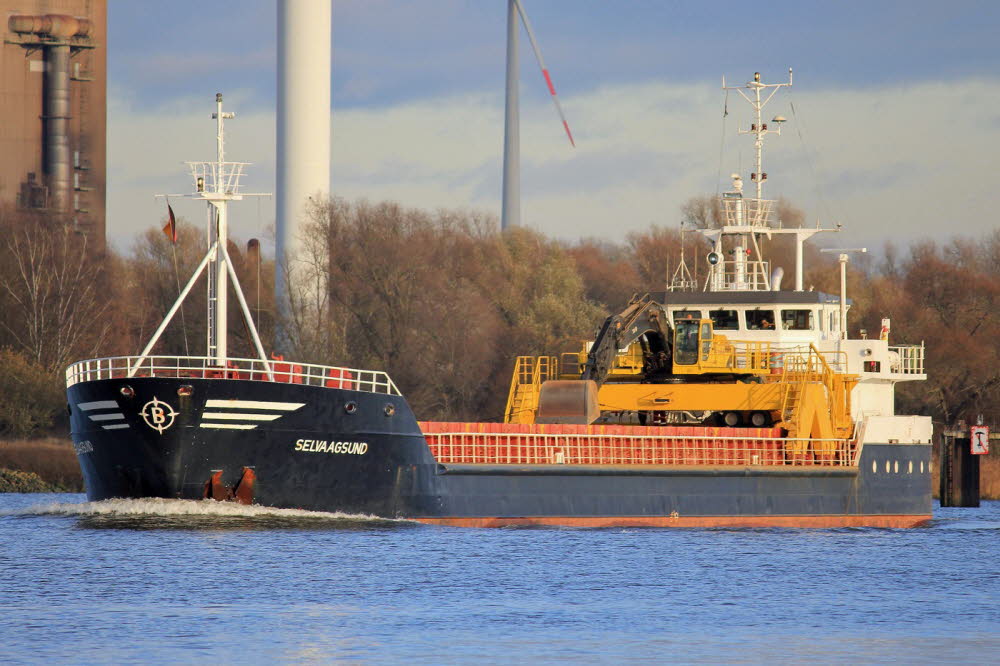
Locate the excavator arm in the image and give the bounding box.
[537,294,672,425]
[582,294,672,386]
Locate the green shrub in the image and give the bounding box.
[0,467,55,492]
[0,349,65,438]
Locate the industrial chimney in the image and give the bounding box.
[8,13,94,215]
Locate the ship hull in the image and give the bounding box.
[68,378,932,527]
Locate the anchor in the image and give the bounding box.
[202,467,256,505]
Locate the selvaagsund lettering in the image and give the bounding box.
[294,439,368,455]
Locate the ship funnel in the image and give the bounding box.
[771,266,784,291]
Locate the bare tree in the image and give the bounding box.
[2,223,111,370]
[680,195,722,229]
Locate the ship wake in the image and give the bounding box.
[6,498,415,530]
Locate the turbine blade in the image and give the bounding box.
[513,0,575,147]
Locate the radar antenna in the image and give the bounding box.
[700,69,838,293]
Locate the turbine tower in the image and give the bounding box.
[276,0,331,345]
[501,0,574,231]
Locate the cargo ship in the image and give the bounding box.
[66,80,932,528]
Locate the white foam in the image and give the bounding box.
[6,497,407,522]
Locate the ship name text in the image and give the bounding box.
[294,439,369,455]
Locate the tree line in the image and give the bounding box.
[1,197,997,436]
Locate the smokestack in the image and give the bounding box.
[276,0,331,347]
[9,14,90,214]
[45,44,71,212]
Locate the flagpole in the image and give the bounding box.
[165,198,190,356]
[170,240,190,357]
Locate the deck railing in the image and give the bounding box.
[65,355,401,396]
[424,430,857,467]
[888,344,925,375]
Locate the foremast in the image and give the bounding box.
[673,70,839,293]
[128,94,273,378]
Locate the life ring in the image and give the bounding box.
[770,352,784,375]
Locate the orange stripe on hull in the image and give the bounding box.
[414,514,933,529]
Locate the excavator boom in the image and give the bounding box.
[581,294,672,385]
[539,294,671,424]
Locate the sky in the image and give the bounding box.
[106,0,1000,256]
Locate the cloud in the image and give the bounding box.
[107,76,998,259]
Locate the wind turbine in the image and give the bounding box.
[501,0,575,231]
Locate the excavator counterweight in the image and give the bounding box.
[536,380,600,425]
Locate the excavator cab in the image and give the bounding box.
[673,319,701,365]
[672,319,717,371]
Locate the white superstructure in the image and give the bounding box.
[666,71,926,421]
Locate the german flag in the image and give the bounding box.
[162,203,177,244]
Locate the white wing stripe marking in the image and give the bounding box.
[205,399,305,411]
[201,412,281,421]
[102,424,130,430]
[79,400,118,411]
[89,413,125,422]
[199,423,258,430]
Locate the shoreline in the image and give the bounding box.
[0,438,84,493]
[0,468,78,493]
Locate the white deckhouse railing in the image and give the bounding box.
[65,355,401,396]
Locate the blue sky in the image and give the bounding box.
[106,1,1000,252]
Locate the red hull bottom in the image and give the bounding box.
[415,514,933,529]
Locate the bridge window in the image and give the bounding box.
[746,309,776,330]
[673,309,702,321]
[708,309,739,330]
[781,309,814,330]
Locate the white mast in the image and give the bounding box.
[695,69,839,293]
[205,93,237,364]
[724,70,792,200]
[131,94,273,379]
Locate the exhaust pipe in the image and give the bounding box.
[8,14,93,214]
[45,44,71,212]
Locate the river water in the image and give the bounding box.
[1,494,997,664]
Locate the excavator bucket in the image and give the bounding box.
[537,380,600,424]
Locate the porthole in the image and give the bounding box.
[885,460,890,473]
[920,461,925,474]
[384,403,396,417]
[344,401,358,414]
[908,461,913,474]
[872,460,877,473]
[120,385,134,398]
[894,460,899,474]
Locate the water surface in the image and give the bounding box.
[1,495,997,663]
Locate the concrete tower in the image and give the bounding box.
[276,0,331,342]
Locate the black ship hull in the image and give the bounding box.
[68,377,933,527]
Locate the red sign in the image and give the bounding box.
[971,426,989,455]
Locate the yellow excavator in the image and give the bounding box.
[508,294,858,442]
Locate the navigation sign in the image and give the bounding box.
[970,425,989,455]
